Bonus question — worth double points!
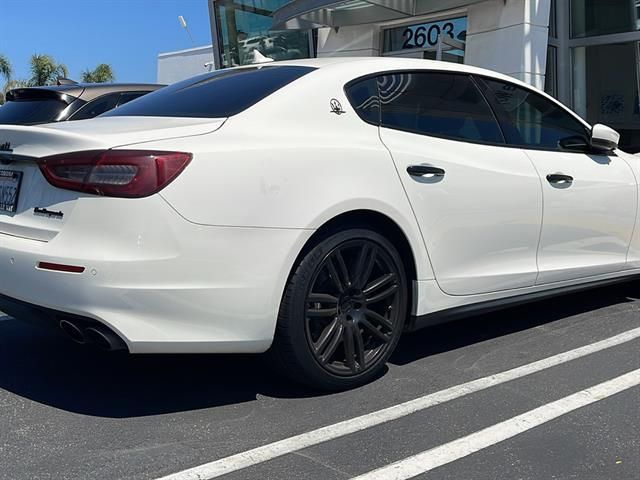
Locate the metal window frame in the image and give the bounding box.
[554,0,640,108]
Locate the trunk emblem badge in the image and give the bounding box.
[34,207,64,220]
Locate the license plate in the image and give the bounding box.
[0,169,23,214]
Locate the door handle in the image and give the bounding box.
[407,165,445,177]
[546,173,573,185]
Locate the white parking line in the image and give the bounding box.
[352,368,640,480]
[156,326,640,480]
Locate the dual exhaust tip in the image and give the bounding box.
[59,319,127,351]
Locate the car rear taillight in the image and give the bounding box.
[38,150,192,198]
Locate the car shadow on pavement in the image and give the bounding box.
[0,280,637,418]
[390,280,640,366]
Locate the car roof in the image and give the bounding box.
[7,83,164,102]
[250,57,539,93]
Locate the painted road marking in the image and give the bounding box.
[156,326,640,480]
[352,369,640,480]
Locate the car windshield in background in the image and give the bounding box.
[0,98,68,125]
[103,65,315,119]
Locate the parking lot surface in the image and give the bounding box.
[1,280,639,480]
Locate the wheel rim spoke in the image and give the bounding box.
[343,324,357,373]
[353,244,377,289]
[334,249,351,288]
[364,308,393,330]
[354,326,367,369]
[363,273,396,296]
[325,258,345,293]
[314,318,340,356]
[360,318,391,343]
[308,293,339,304]
[307,307,338,317]
[365,284,399,304]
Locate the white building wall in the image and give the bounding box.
[316,0,551,88]
[157,45,215,84]
[465,0,551,89]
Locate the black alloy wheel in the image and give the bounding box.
[272,228,408,390]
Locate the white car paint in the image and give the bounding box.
[0,57,638,354]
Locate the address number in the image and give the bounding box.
[402,22,455,49]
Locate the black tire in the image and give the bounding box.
[271,228,408,391]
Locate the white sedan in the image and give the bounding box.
[0,58,638,390]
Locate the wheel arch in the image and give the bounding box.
[284,209,420,315]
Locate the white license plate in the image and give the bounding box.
[0,169,23,214]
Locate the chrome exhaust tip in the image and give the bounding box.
[59,319,86,344]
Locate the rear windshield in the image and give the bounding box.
[0,98,68,125]
[104,66,315,119]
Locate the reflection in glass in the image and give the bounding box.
[572,42,640,153]
[214,0,311,68]
[571,0,639,38]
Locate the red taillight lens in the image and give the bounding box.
[38,150,192,198]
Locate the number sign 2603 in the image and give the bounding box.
[402,22,455,49]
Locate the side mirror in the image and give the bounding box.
[590,124,619,153]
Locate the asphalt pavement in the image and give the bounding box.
[1,280,638,480]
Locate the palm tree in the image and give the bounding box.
[0,54,12,105]
[0,54,11,82]
[81,63,115,83]
[29,54,68,86]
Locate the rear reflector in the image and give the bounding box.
[37,262,85,274]
[38,150,192,198]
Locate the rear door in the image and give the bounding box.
[479,77,637,284]
[367,71,543,295]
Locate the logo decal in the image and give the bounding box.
[0,142,12,153]
[330,98,346,115]
[34,207,64,220]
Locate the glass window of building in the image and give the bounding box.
[214,0,312,68]
[572,41,640,153]
[571,0,640,38]
[382,16,467,63]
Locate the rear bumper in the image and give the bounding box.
[0,195,313,353]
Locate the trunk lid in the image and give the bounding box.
[0,117,225,241]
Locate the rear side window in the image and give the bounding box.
[345,77,380,125]
[70,93,120,120]
[376,72,504,144]
[481,78,589,150]
[104,66,315,118]
[0,98,67,125]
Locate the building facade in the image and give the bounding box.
[201,0,639,151]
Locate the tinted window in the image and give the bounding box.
[482,78,589,150]
[104,66,315,118]
[345,77,380,124]
[70,93,120,120]
[117,92,147,107]
[377,72,504,144]
[0,98,67,125]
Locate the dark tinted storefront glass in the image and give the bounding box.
[572,42,640,153]
[214,0,311,68]
[377,72,504,144]
[104,66,315,118]
[0,98,67,125]
[571,0,639,38]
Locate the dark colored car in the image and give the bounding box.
[0,81,164,125]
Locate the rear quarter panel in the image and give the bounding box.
[153,66,435,281]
